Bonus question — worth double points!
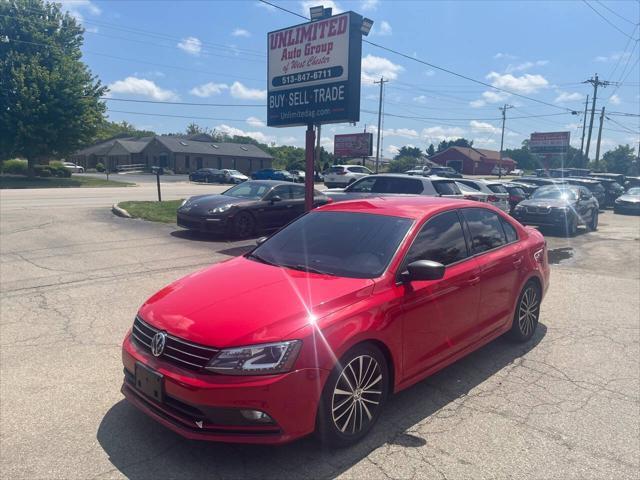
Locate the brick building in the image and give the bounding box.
[429,147,517,175]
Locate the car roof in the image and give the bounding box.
[245,179,292,186]
[317,196,480,219]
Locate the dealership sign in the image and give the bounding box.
[529,131,570,154]
[334,132,373,157]
[267,12,363,127]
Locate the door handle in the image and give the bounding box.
[513,257,523,267]
[466,276,480,286]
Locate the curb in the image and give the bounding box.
[111,203,132,218]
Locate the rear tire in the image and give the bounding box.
[507,281,541,342]
[588,210,598,231]
[232,211,255,238]
[316,344,389,448]
[563,214,578,237]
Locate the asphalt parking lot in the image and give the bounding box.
[1,183,638,479]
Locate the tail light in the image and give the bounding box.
[487,195,499,202]
[534,246,546,264]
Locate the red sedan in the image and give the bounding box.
[121,197,549,447]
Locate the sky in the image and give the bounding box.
[59,0,639,158]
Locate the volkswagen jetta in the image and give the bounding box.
[122,197,549,446]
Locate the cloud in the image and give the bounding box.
[554,91,583,103]
[246,116,266,128]
[215,124,274,144]
[375,20,392,36]
[360,0,379,11]
[505,60,548,73]
[413,95,428,104]
[189,82,229,97]
[107,77,178,101]
[300,0,343,15]
[609,94,622,105]
[474,137,498,147]
[470,90,510,108]
[230,81,267,100]
[595,52,631,62]
[370,126,419,139]
[361,54,404,84]
[386,145,400,156]
[486,72,549,93]
[470,120,500,135]
[424,69,435,77]
[232,28,251,38]
[177,37,202,55]
[494,52,517,60]
[421,126,466,141]
[58,0,101,23]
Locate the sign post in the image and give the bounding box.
[530,132,570,171]
[267,9,367,211]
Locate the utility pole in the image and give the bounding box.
[594,107,605,169]
[583,74,614,162]
[315,124,322,177]
[579,94,589,158]
[498,104,513,179]
[374,77,388,174]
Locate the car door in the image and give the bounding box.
[287,184,307,221]
[460,207,522,340]
[261,185,292,228]
[399,210,482,381]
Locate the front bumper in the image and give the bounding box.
[513,209,570,227]
[613,202,640,214]
[177,212,230,233]
[121,335,329,444]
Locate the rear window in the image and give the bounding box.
[348,177,423,194]
[487,184,508,194]
[461,208,506,254]
[329,166,345,173]
[433,181,461,196]
[592,184,605,193]
[508,187,525,196]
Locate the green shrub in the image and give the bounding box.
[96,162,105,172]
[1,159,28,175]
[33,165,52,177]
[48,161,72,178]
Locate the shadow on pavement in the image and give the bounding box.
[97,324,546,480]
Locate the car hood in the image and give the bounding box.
[618,194,640,203]
[230,174,248,180]
[519,198,575,208]
[179,195,253,214]
[138,256,374,348]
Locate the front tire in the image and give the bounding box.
[588,209,598,231]
[507,281,541,342]
[563,214,578,237]
[316,344,389,448]
[232,211,255,238]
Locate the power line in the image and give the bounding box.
[106,109,250,123]
[605,115,640,134]
[594,0,639,26]
[582,0,640,40]
[101,97,265,107]
[258,0,574,113]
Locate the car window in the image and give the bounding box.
[457,180,481,191]
[433,181,461,196]
[224,182,270,199]
[328,166,345,173]
[487,184,508,194]
[267,185,289,199]
[347,177,377,192]
[404,211,469,267]
[627,187,640,195]
[461,208,506,254]
[509,187,526,196]
[501,219,518,243]
[290,185,305,199]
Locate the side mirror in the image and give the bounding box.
[256,236,268,246]
[400,260,445,283]
[580,193,590,200]
[270,195,282,203]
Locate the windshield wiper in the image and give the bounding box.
[281,264,335,276]
[245,252,278,266]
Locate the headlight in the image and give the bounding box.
[205,340,302,375]
[615,198,622,204]
[208,204,233,214]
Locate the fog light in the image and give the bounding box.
[240,409,273,423]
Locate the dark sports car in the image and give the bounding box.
[512,185,599,236]
[177,180,330,238]
[189,168,224,183]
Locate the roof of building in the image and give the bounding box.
[73,136,150,156]
[431,146,516,165]
[152,136,273,159]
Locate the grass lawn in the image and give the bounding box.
[118,200,183,223]
[0,175,134,189]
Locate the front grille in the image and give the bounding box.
[526,206,551,215]
[132,316,218,371]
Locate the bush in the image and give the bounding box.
[48,161,72,178]
[96,162,105,172]
[33,165,52,177]
[1,159,28,175]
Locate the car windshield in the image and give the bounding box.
[227,170,242,175]
[249,211,413,278]
[224,182,270,199]
[627,187,640,195]
[532,187,578,201]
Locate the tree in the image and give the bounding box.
[0,0,107,172]
[387,156,416,173]
[92,120,155,143]
[185,123,214,136]
[436,138,474,152]
[426,144,436,157]
[394,146,423,160]
[601,145,636,174]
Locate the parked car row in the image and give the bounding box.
[189,168,248,184]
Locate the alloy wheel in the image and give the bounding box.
[331,355,383,435]
[518,286,539,338]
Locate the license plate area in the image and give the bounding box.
[135,362,164,403]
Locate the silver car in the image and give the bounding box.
[456,178,510,212]
[324,165,372,188]
[62,162,84,173]
[324,174,464,202]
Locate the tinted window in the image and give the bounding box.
[457,180,481,191]
[251,212,413,278]
[532,187,578,201]
[225,182,270,199]
[348,177,423,194]
[348,177,376,192]
[508,187,526,197]
[433,181,461,196]
[329,166,345,173]
[290,185,305,199]
[488,184,508,194]
[404,211,468,266]
[462,208,506,254]
[501,219,518,243]
[268,185,290,199]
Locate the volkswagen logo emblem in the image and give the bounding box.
[151,332,167,357]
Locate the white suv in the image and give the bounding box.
[324,165,372,188]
